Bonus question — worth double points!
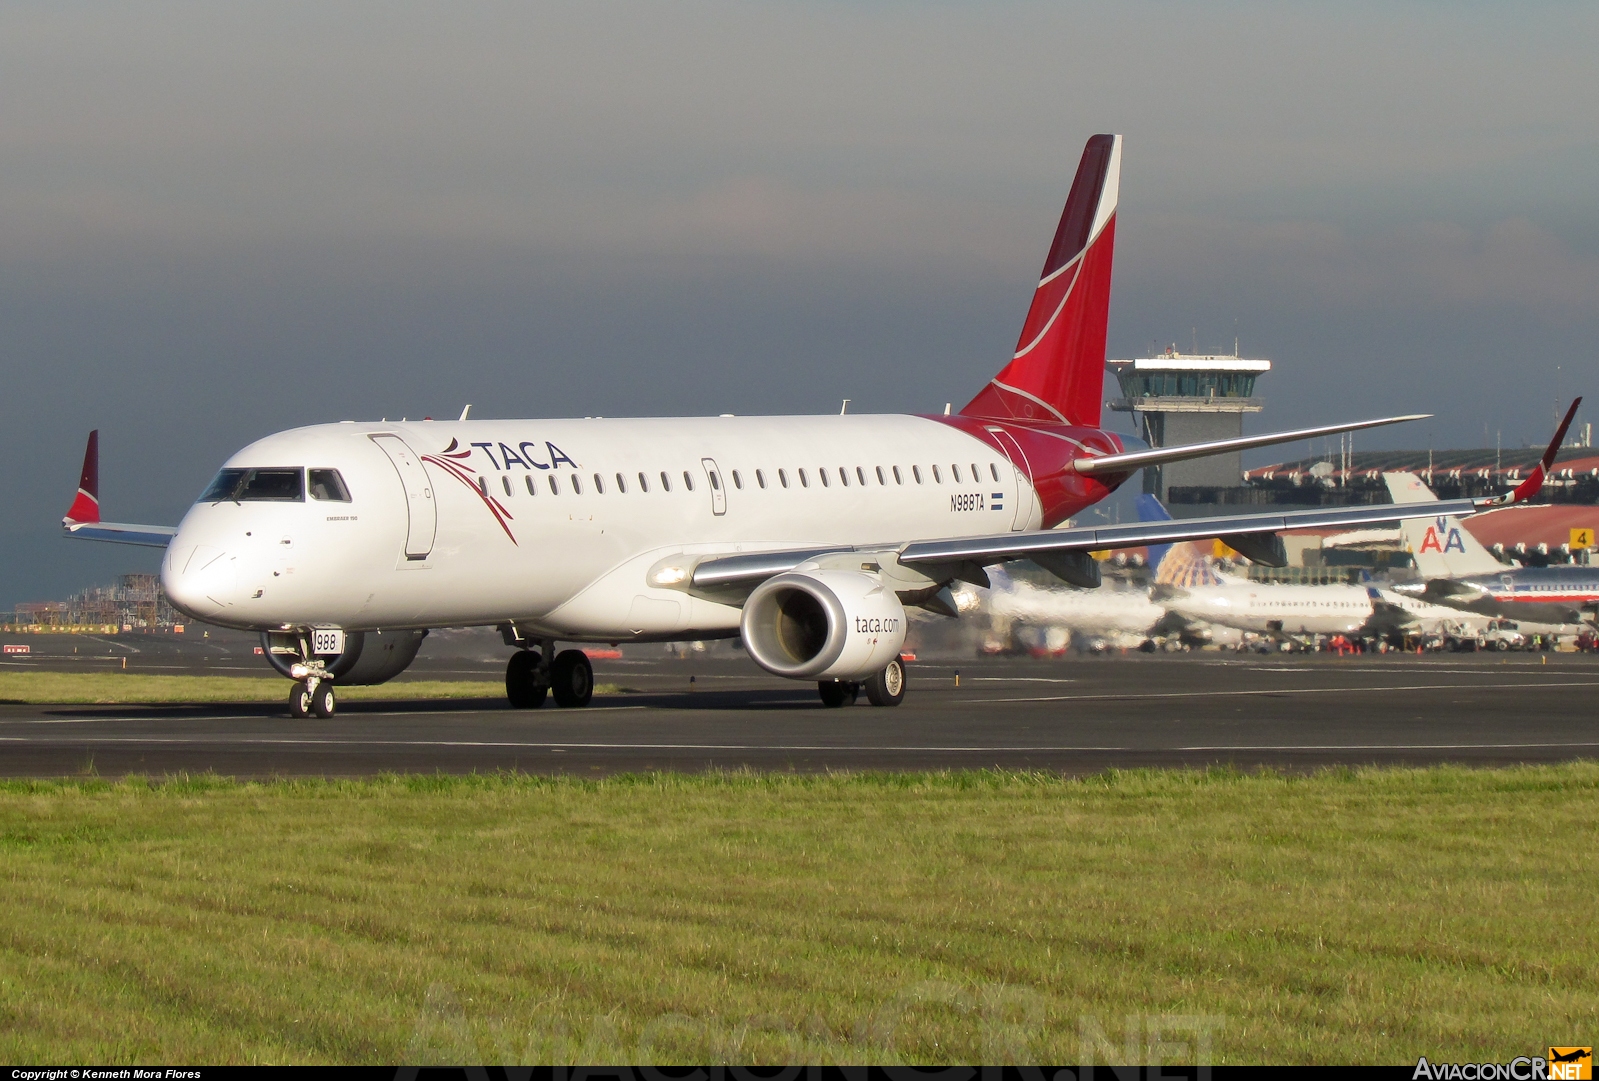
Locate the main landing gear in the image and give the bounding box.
[819,657,906,709]
[505,639,594,709]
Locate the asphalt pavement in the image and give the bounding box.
[2,640,1595,776]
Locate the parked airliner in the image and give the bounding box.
[63,134,1569,716]
[1385,471,1596,629]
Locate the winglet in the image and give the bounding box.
[64,430,100,525]
[1482,397,1581,507]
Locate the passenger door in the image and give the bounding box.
[701,457,727,516]
[984,427,1029,531]
[371,434,437,559]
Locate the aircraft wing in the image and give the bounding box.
[63,521,177,547]
[685,499,1478,601]
[60,431,177,548]
[895,501,1476,568]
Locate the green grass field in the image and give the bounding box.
[0,672,621,704]
[1,765,1595,1065]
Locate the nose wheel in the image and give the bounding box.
[289,680,336,718]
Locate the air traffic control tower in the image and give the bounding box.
[1107,347,1271,501]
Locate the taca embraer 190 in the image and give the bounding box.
[62,134,1577,717]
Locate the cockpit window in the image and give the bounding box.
[308,468,352,502]
[199,467,304,503]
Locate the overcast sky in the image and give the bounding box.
[3,2,1596,607]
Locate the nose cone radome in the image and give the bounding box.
[162,543,239,620]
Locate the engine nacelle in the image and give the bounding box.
[261,628,427,686]
[741,570,907,681]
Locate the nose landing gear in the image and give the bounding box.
[289,677,337,718]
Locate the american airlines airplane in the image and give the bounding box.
[1385,470,1597,628]
[62,134,1559,717]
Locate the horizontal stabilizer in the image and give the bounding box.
[1072,414,1429,476]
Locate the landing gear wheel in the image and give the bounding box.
[506,650,547,709]
[818,680,859,708]
[864,658,906,707]
[289,681,312,718]
[312,682,336,719]
[550,649,594,708]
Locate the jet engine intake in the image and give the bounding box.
[741,570,907,681]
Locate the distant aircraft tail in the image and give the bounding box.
[1383,471,1504,577]
[961,134,1120,427]
[1137,493,1227,588]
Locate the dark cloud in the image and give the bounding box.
[3,2,1596,606]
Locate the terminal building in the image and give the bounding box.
[1106,347,1271,501]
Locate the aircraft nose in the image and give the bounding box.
[162,543,238,618]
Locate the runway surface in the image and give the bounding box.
[2,647,1596,776]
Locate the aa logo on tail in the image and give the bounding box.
[1549,1047,1592,1080]
[1419,517,1467,555]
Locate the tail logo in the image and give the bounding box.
[1418,519,1466,554]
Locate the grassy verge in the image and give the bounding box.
[1,765,1595,1064]
[0,672,621,704]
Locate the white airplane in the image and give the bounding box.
[973,565,1169,646]
[65,134,1524,717]
[965,498,1239,650]
[1159,573,1376,640]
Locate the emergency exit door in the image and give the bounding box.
[701,458,727,516]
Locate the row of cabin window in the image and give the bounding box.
[480,461,1005,499]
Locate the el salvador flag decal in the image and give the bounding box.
[992,492,1005,510]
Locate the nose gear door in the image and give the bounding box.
[371,434,437,559]
[701,457,727,516]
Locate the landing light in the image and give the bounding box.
[652,566,689,587]
[289,663,311,680]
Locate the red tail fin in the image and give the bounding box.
[962,133,1120,426]
[64,430,100,524]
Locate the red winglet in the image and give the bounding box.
[64,430,100,524]
[1486,397,1582,507]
